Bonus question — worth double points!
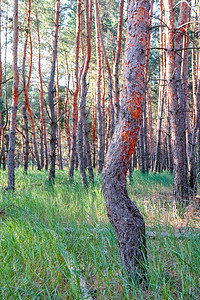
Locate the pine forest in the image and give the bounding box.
[0,0,200,298]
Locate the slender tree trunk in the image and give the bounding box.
[147,93,155,171]
[99,15,115,141]
[69,0,81,179]
[23,5,41,171]
[113,0,124,123]
[92,88,96,168]
[164,0,189,204]
[36,11,48,170]
[56,58,63,170]
[63,52,71,163]
[7,0,19,190]
[22,105,29,172]
[95,0,104,173]
[190,13,200,196]
[48,0,60,182]
[154,0,165,173]
[102,0,150,279]
[78,0,94,186]
[1,8,8,170]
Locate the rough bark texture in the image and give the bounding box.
[164,0,189,204]
[102,0,150,279]
[8,0,19,189]
[48,0,60,181]
[22,105,29,172]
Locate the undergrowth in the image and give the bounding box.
[0,169,199,299]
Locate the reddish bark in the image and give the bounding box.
[23,0,41,171]
[7,0,19,189]
[102,0,150,278]
[95,0,104,173]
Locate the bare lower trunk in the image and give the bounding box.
[138,122,145,173]
[23,105,29,172]
[78,75,88,186]
[48,0,60,181]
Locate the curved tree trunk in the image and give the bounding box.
[102,0,150,279]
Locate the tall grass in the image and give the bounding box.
[0,168,199,299]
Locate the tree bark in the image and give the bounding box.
[36,10,48,170]
[7,0,19,190]
[164,0,189,205]
[95,0,104,173]
[69,0,81,179]
[78,0,94,186]
[102,0,150,279]
[56,58,63,170]
[48,0,60,182]
[22,0,41,171]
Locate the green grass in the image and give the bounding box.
[0,168,199,299]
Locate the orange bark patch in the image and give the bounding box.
[120,122,139,162]
[126,91,142,120]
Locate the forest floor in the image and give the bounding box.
[0,169,199,299]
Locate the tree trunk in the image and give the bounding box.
[95,0,104,173]
[36,10,48,170]
[78,0,94,186]
[56,58,63,170]
[7,0,19,190]
[48,0,60,182]
[164,0,189,205]
[113,0,124,123]
[22,105,29,172]
[102,0,150,279]
[69,0,81,179]
[22,2,41,171]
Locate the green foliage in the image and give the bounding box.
[0,169,199,299]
